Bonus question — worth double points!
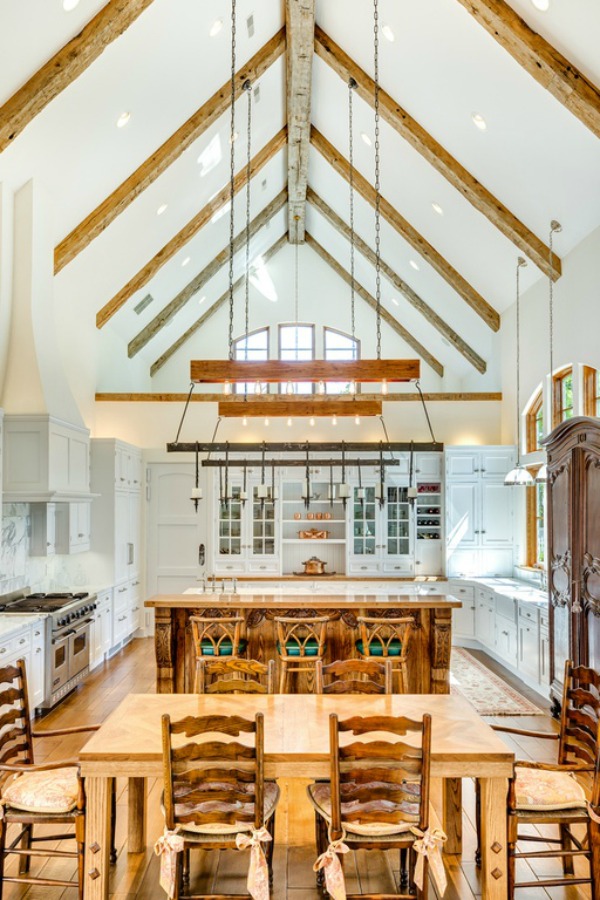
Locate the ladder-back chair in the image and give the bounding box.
[197,658,275,694]
[315,658,392,694]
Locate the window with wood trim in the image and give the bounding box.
[584,366,600,417]
[526,389,544,453]
[233,327,269,394]
[526,475,546,569]
[278,323,315,394]
[323,327,360,394]
[553,367,573,426]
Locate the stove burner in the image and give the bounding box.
[26,592,89,600]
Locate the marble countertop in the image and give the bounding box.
[464,577,547,609]
[0,614,47,639]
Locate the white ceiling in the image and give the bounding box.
[1,0,599,392]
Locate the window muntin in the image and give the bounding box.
[526,476,546,569]
[525,390,544,453]
[553,368,573,425]
[324,327,360,394]
[278,324,314,394]
[584,367,600,417]
[233,328,269,394]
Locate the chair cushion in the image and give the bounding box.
[174,780,279,835]
[200,638,247,657]
[307,781,418,836]
[2,767,79,814]
[356,639,402,657]
[277,639,321,657]
[514,766,588,812]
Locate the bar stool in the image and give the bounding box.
[355,615,414,693]
[274,615,329,693]
[189,615,247,692]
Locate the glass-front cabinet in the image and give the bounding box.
[348,477,412,575]
[214,476,279,575]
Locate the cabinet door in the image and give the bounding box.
[540,628,550,684]
[446,482,478,548]
[383,482,411,558]
[129,453,143,491]
[69,502,91,553]
[350,485,379,558]
[114,492,130,582]
[480,450,515,479]
[415,453,441,478]
[30,627,45,709]
[414,542,443,577]
[495,616,518,667]
[216,482,245,561]
[519,619,540,681]
[249,483,277,559]
[452,600,475,638]
[475,591,495,646]
[128,492,141,576]
[446,452,478,478]
[481,482,513,545]
[102,604,112,654]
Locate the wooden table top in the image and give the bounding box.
[79,693,512,779]
[145,592,461,609]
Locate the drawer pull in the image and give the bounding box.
[34,631,40,637]
[0,649,6,654]
[502,630,509,636]
[360,566,367,571]
[19,639,26,645]
[36,647,42,654]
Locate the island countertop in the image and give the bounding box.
[145,590,462,610]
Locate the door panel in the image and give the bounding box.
[446,482,477,550]
[481,482,513,544]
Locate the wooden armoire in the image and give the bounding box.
[544,416,600,713]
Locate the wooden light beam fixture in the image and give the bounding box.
[218,398,383,418]
[190,358,420,388]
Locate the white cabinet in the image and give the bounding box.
[415,452,442,478]
[445,448,515,480]
[90,588,112,669]
[475,587,495,647]
[448,583,475,638]
[518,613,540,682]
[111,576,141,650]
[495,614,518,667]
[348,475,413,575]
[214,474,280,575]
[29,502,57,556]
[29,501,91,556]
[29,623,45,709]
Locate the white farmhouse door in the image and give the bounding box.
[146,464,207,618]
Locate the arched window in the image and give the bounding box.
[278,323,315,394]
[525,388,544,453]
[324,327,360,394]
[553,366,573,426]
[233,327,269,394]
[584,366,600,417]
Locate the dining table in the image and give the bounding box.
[79,692,514,900]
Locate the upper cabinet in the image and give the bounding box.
[2,414,91,501]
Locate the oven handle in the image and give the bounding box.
[53,618,94,642]
[70,619,94,636]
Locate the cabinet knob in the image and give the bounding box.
[0,648,6,654]
[36,647,42,654]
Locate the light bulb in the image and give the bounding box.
[381,379,388,395]
[223,381,231,395]
[242,416,248,426]
[264,417,269,426]
[317,380,325,395]
[287,417,293,427]
[355,415,360,425]
[286,381,294,395]
[255,379,262,394]
[349,380,356,395]
[332,414,337,426]
[309,417,315,426]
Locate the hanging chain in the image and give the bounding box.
[348,77,357,340]
[227,0,237,360]
[516,257,527,462]
[548,221,561,382]
[294,232,299,325]
[373,0,382,359]
[244,79,252,342]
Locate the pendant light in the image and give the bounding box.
[505,258,534,486]
[302,443,311,509]
[338,442,350,507]
[257,442,269,500]
[536,220,562,484]
[190,441,203,507]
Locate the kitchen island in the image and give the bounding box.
[145,583,461,694]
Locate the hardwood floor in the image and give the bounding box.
[2,638,592,899]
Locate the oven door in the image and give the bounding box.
[67,620,91,680]
[51,633,70,695]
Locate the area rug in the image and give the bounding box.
[450,647,544,716]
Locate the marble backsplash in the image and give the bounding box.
[0,504,91,594]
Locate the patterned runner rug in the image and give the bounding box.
[450,647,545,716]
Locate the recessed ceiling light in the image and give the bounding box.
[361,132,372,147]
[209,18,223,37]
[62,0,80,10]
[381,24,395,42]
[156,203,168,216]
[432,202,444,216]
[390,297,399,306]
[471,113,487,131]
[409,260,420,271]
[198,296,206,305]
[530,0,549,9]
[116,111,131,128]
[181,257,191,267]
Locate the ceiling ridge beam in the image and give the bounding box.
[286,0,316,242]
[310,126,500,332]
[314,26,561,280]
[96,391,502,402]
[307,187,486,374]
[55,27,286,274]
[455,0,600,140]
[129,188,288,358]
[150,231,288,377]
[0,0,155,155]
[305,232,444,378]
[96,127,287,328]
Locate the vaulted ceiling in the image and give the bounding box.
[1,0,599,392]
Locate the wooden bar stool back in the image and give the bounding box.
[356,615,414,692]
[274,615,328,693]
[161,711,279,900]
[315,658,393,694]
[307,712,433,899]
[197,658,275,694]
[189,615,246,692]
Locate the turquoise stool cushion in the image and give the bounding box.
[277,638,322,657]
[355,638,402,657]
[200,638,247,657]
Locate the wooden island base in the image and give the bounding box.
[146,591,460,694]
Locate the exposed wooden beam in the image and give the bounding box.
[218,399,383,417]
[128,190,287,358]
[455,0,600,140]
[304,233,444,378]
[310,127,500,332]
[0,0,155,154]
[96,391,502,402]
[150,233,287,377]
[307,188,486,374]
[190,359,421,383]
[55,28,286,272]
[286,0,316,242]
[96,127,287,328]
[314,26,561,280]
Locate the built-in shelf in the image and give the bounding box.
[282,539,346,544]
[282,518,345,523]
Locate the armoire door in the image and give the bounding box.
[579,449,600,671]
[547,454,573,708]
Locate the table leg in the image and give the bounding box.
[479,777,509,900]
[84,777,111,900]
[442,778,462,855]
[128,778,147,853]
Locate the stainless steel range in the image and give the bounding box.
[0,588,97,710]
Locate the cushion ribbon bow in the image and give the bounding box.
[588,802,600,824]
[313,837,350,900]
[411,826,448,895]
[154,827,184,899]
[235,826,272,900]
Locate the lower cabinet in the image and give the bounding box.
[0,623,46,713]
[112,577,143,649]
[448,583,475,638]
[495,614,518,667]
[90,589,113,670]
[475,588,495,648]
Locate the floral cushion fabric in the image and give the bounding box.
[307,781,419,836]
[2,767,79,814]
[514,766,588,811]
[174,781,280,835]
